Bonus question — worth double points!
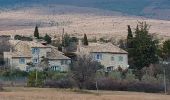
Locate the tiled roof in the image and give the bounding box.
[12,52,32,58]
[9,40,50,48]
[9,40,70,59]
[10,40,32,58]
[47,48,70,60]
[80,43,128,54]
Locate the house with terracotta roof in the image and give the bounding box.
[3,40,71,71]
[77,42,129,71]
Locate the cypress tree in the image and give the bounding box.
[127,25,133,38]
[34,26,39,39]
[127,25,133,48]
[83,34,88,46]
[127,25,134,69]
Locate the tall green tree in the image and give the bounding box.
[162,39,170,59]
[127,25,133,48]
[132,22,158,71]
[44,34,52,44]
[62,33,71,47]
[126,25,134,68]
[34,26,40,39]
[83,34,88,46]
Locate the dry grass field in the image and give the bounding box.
[0,87,170,100]
[0,5,170,40]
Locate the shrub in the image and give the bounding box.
[86,77,164,93]
[27,71,46,87]
[142,74,159,83]
[44,78,75,88]
[97,78,127,91]
[0,69,28,78]
[50,72,68,80]
[14,35,33,41]
[0,84,3,91]
[127,82,164,93]
[108,71,122,80]
[126,71,139,82]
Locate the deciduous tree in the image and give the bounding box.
[71,55,103,89]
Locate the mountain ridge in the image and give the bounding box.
[0,0,170,20]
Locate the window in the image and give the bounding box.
[33,59,38,64]
[61,60,69,65]
[19,58,25,64]
[96,53,102,60]
[119,56,123,62]
[51,66,61,71]
[32,48,40,54]
[107,66,113,72]
[61,60,64,65]
[65,60,68,65]
[111,56,114,61]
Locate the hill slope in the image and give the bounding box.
[0,0,170,20]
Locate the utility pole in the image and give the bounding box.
[163,66,167,94]
[35,48,40,87]
[62,28,65,46]
[162,61,168,95]
[96,80,99,94]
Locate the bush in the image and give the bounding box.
[127,82,164,93]
[97,78,127,91]
[44,78,75,88]
[14,35,33,41]
[142,74,159,83]
[0,84,3,91]
[27,71,46,87]
[0,69,28,78]
[86,77,164,93]
[108,71,122,80]
[50,72,68,80]
[126,71,139,82]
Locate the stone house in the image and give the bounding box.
[76,42,129,71]
[4,40,71,71]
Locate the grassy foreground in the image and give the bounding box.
[0,87,170,100]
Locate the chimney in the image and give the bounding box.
[78,39,82,46]
[10,35,14,40]
[77,39,82,52]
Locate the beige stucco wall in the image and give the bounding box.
[31,47,51,63]
[3,52,12,67]
[11,58,31,71]
[91,53,128,70]
[48,59,71,72]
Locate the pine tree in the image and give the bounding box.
[132,22,158,70]
[162,39,170,59]
[44,34,51,44]
[127,22,159,80]
[34,26,39,39]
[83,34,88,46]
